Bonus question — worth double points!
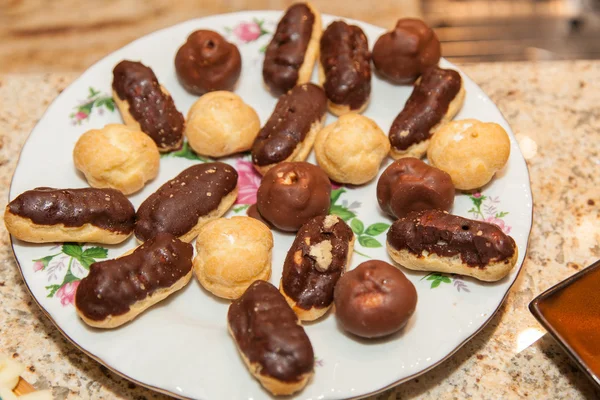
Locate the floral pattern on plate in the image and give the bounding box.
[69,87,114,124]
[468,192,511,234]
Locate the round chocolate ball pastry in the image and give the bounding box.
[377,157,454,219]
[334,260,417,338]
[256,162,331,232]
[175,30,242,95]
[372,18,441,84]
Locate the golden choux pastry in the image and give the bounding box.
[73,123,160,195]
[314,113,390,184]
[427,119,511,190]
[185,91,260,158]
[193,216,273,299]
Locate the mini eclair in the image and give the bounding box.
[75,232,193,328]
[112,60,185,152]
[280,215,354,321]
[228,280,314,396]
[4,187,135,244]
[386,209,518,282]
[135,162,238,243]
[263,2,322,96]
[251,83,327,175]
[388,66,465,159]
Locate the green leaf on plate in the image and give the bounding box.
[358,235,381,248]
[82,247,108,259]
[62,243,82,258]
[365,222,390,236]
[350,219,364,235]
[496,211,509,218]
[104,98,115,111]
[330,188,346,205]
[45,284,61,298]
[441,276,452,283]
[431,280,441,289]
[329,205,355,221]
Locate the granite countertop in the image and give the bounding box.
[0,61,599,399]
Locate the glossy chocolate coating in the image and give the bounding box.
[251,83,327,167]
[387,209,516,267]
[8,187,135,233]
[228,280,314,382]
[377,158,454,219]
[175,30,242,95]
[281,215,353,310]
[334,260,417,338]
[389,66,461,151]
[320,21,371,109]
[135,163,237,242]
[112,60,184,151]
[256,162,331,232]
[372,19,441,84]
[75,233,193,321]
[263,3,315,96]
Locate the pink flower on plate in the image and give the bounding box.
[472,192,482,198]
[233,21,261,43]
[33,261,44,272]
[236,159,261,204]
[75,111,88,120]
[56,280,80,306]
[484,216,511,235]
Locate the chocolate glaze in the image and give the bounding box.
[263,3,315,96]
[281,215,353,310]
[8,187,135,233]
[112,60,184,151]
[228,280,314,382]
[387,209,516,267]
[75,233,193,321]
[389,66,461,151]
[320,21,371,109]
[175,30,242,95]
[256,162,331,232]
[251,83,327,167]
[377,158,454,219]
[135,163,237,242]
[372,18,441,84]
[334,260,417,338]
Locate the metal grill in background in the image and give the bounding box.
[421,0,600,62]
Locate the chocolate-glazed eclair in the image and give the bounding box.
[263,2,322,96]
[386,209,518,282]
[228,280,314,396]
[280,215,354,321]
[251,83,327,175]
[135,163,238,243]
[75,232,193,329]
[388,66,465,159]
[112,60,185,152]
[319,20,371,116]
[175,30,242,95]
[4,187,135,244]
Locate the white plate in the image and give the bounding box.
[9,10,533,400]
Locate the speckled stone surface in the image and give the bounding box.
[0,61,599,399]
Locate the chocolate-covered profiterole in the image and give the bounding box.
[135,162,238,242]
[320,20,371,110]
[175,30,242,95]
[112,60,184,151]
[389,66,461,151]
[281,215,353,317]
[334,260,417,338]
[228,280,314,382]
[76,233,193,321]
[7,187,135,233]
[387,209,516,267]
[372,19,441,84]
[377,158,454,219]
[251,83,327,167]
[256,162,331,232]
[263,3,315,96]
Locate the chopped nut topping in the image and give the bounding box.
[322,215,339,230]
[309,240,333,272]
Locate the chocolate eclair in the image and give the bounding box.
[386,209,518,282]
[4,187,135,244]
[263,2,322,96]
[75,232,193,329]
[135,162,238,243]
[280,215,354,321]
[175,30,242,95]
[388,66,465,159]
[112,60,185,152]
[228,280,314,396]
[319,20,371,115]
[251,83,327,175]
